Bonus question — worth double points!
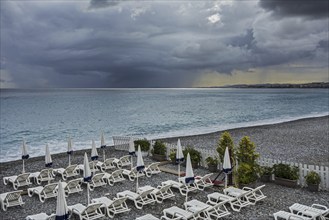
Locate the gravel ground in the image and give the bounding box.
[0,116,328,219]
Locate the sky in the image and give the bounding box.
[0,0,328,88]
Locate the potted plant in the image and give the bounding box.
[260,166,273,182]
[183,146,202,169]
[237,162,259,188]
[151,141,167,161]
[273,163,299,188]
[205,156,219,172]
[134,139,150,156]
[169,151,176,164]
[305,171,321,192]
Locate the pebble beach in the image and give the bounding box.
[0,116,328,219]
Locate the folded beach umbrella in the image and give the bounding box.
[100,132,106,161]
[185,153,195,203]
[21,139,29,173]
[45,144,53,168]
[223,147,232,188]
[83,152,92,204]
[128,138,135,169]
[67,137,73,166]
[136,145,145,192]
[56,181,69,220]
[91,140,98,173]
[176,139,184,180]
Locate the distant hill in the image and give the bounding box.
[216,82,329,89]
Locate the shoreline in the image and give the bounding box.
[1,115,328,166]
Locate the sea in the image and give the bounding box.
[0,88,328,162]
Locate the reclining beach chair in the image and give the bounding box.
[68,202,105,220]
[161,205,203,220]
[96,158,117,172]
[194,173,214,191]
[223,184,266,205]
[273,210,311,220]
[144,162,161,177]
[53,164,79,180]
[151,184,175,203]
[117,188,156,209]
[27,182,58,203]
[3,173,32,190]
[289,203,329,220]
[87,173,106,191]
[162,179,197,196]
[0,190,24,211]
[29,169,54,185]
[62,178,83,196]
[91,196,130,218]
[26,213,56,220]
[136,214,160,220]
[122,166,145,181]
[207,191,252,212]
[113,155,131,168]
[103,169,125,186]
[185,199,231,219]
[77,161,99,174]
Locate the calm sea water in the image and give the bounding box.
[1,88,328,162]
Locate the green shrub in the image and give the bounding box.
[183,146,202,164]
[205,156,219,165]
[237,162,258,184]
[151,141,166,156]
[273,163,299,180]
[169,151,176,163]
[260,166,273,176]
[134,139,150,152]
[305,171,321,185]
[216,131,235,163]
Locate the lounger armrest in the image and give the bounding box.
[311,204,328,211]
[242,186,253,191]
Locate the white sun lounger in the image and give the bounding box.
[3,173,32,190]
[117,189,156,209]
[103,169,126,186]
[122,167,145,181]
[29,169,54,185]
[207,191,252,212]
[87,173,106,191]
[96,158,117,172]
[26,213,56,220]
[91,196,130,218]
[161,205,203,220]
[113,155,132,168]
[223,184,266,204]
[27,182,58,203]
[53,164,79,180]
[0,190,24,211]
[289,203,329,220]
[185,199,231,219]
[62,178,83,196]
[194,173,214,191]
[77,161,99,174]
[151,184,175,203]
[273,210,312,220]
[136,214,160,220]
[144,162,161,177]
[162,180,197,196]
[68,203,105,220]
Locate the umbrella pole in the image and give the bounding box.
[22,160,25,174]
[68,154,71,166]
[87,183,90,205]
[131,155,133,170]
[103,149,105,162]
[225,173,227,188]
[178,163,180,181]
[136,171,139,192]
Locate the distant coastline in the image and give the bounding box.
[210,82,329,89]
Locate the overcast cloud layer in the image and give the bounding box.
[1,0,328,88]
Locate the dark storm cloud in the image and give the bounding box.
[1,0,328,88]
[259,0,329,19]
